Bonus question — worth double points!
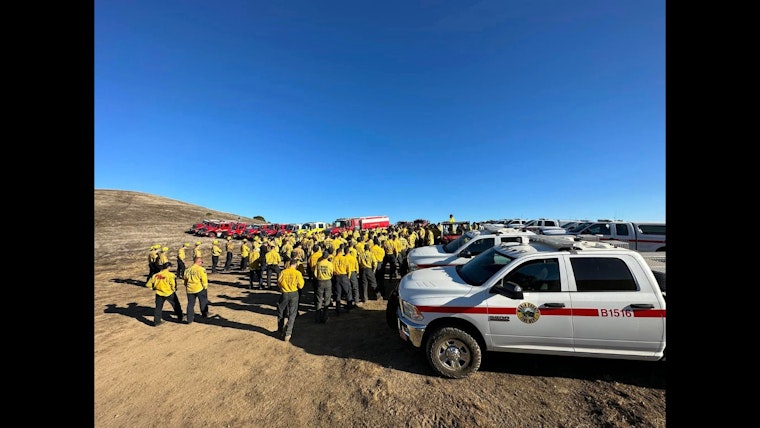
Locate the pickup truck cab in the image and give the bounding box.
[394,235,666,378]
[407,228,535,271]
[573,221,666,252]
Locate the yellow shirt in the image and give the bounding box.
[146,269,177,297]
[277,266,305,293]
[314,259,334,280]
[183,264,208,294]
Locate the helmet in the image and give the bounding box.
[227,236,232,240]
[184,243,189,247]
[213,240,218,244]
[195,241,201,245]
[162,247,168,252]
[243,239,247,242]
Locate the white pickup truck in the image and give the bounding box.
[392,235,666,378]
[573,220,666,252]
[406,228,535,271]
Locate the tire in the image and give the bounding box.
[425,326,482,379]
[386,286,399,330]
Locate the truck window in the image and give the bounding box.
[638,224,666,235]
[585,223,611,236]
[503,259,560,292]
[571,258,637,291]
[466,237,494,254]
[615,223,630,236]
[457,246,515,286]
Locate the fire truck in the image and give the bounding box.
[329,216,390,234]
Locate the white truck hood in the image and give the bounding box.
[407,245,447,258]
[400,265,470,297]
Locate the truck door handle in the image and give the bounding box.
[543,303,565,308]
[630,304,654,309]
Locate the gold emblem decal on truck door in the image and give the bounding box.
[516,302,540,324]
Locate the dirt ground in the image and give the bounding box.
[94,189,666,427]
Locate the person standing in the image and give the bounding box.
[359,243,379,303]
[449,214,456,223]
[145,262,183,326]
[239,239,250,271]
[183,256,209,323]
[276,259,305,342]
[248,244,261,290]
[177,243,189,279]
[381,235,397,281]
[345,245,360,307]
[332,245,352,314]
[264,244,282,289]
[211,239,222,274]
[313,253,334,323]
[146,245,160,282]
[308,244,323,305]
[158,246,169,267]
[223,236,234,271]
[193,240,203,261]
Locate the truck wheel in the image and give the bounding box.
[425,327,482,379]
[385,286,399,330]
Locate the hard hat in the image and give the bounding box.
[184,243,189,247]
[162,246,168,251]
[213,240,218,244]
[227,236,232,240]
[243,239,247,242]
[195,241,201,245]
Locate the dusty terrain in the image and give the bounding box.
[94,189,666,427]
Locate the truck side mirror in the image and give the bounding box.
[490,280,524,300]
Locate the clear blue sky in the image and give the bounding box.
[95,0,665,224]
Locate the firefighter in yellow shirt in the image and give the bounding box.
[211,239,223,273]
[183,257,209,323]
[223,236,234,271]
[145,262,183,326]
[263,245,282,290]
[177,243,189,279]
[276,260,305,342]
[193,241,203,260]
[313,253,334,323]
[248,245,262,289]
[359,243,379,302]
[240,239,250,271]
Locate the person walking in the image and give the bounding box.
[223,236,234,271]
[177,243,189,279]
[239,239,250,271]
[264,244,282,289]
[211,239,222,273]
[183,256,209,323]
[358,243,379,303]
[276,259,305,342]
[145,262,183,326]
[313,253,334,323]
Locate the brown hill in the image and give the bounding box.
[94,188,666,428]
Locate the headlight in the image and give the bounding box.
[401,299,423,321]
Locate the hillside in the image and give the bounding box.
[94,189,263,269]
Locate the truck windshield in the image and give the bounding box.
[456,246,516,286]
[442,233,474,254]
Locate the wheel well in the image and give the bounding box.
[422,317,486,352]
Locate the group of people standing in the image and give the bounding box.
[145,220,458,341]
